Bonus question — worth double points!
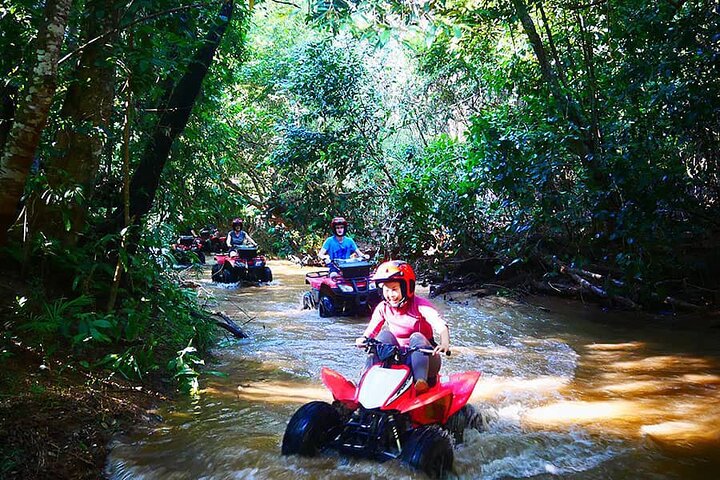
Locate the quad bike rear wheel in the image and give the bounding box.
[401,425,454,479]
[318,293,335,318]
[262,266,273,282]
[281,401,341,456]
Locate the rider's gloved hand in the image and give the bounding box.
[355,336,368,348]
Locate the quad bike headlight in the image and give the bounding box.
[338,284,354,293]
[368,281,377,290]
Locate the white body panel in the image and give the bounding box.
[357,366,410,409]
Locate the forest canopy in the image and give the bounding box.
[1,0,719,388]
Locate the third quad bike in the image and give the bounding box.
[171,235,206,266]
[211,245,272,283]
[282,338,482,479]
[198,225,227,253]
[302,258,381,317]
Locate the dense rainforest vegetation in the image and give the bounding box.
[0,1,718,473]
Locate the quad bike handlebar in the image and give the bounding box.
[358,337,451,359]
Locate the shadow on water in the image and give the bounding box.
[106,262,720,479]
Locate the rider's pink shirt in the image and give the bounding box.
[363,296,446,347]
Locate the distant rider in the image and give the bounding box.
[226,218,257,250]
[317,216,368,276]
[355,260,450,394]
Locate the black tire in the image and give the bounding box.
[318,293,335,318]
[281,401,341,456]
[444,404,481,444]
[262,267,273,282]
[222,268,236,283]
[211,263,223,282]
[196,251,206,264]
[401,425,454,479]
[302,292,314,310]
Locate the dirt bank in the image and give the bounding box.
[0,343,167,480]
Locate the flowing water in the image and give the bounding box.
[106,261,720,479]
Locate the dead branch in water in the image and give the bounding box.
[552,257,638,309]
[191,310,248,338]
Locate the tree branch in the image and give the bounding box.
[58,3,206,65]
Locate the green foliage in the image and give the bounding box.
[6,231,216,391]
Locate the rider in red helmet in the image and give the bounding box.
[226,217,257,250]
[318,216,368,275]
[355,260,450,393]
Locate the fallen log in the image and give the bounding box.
[551,257,639,309]
[664,296,705,312]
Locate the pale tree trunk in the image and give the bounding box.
[0,0,74,246]
[36,0,120,246]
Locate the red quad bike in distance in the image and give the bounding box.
[281,338,482,479]
[211,245,272,283]
[171,235,206,266]
[302,258,382,317]
[199,225,228,253]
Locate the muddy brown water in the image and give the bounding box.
[106,261,720,479]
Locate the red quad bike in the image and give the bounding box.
[211,245,272,283]
[171,235,206,266]
[281,338,482,479]
[302,258,382,317]
[199,225,228,253]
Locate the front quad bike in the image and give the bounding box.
[302,258,381,317]
[171,235,206,266]
[282,339,482,479]
[211,245,272,283]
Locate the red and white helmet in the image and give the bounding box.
[330,216,348,229]
[330,216,348,235]
[372,260,416,301]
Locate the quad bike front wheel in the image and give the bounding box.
[401,425,454,479]
[318,293,335,318]
[281,401,341,456]
[302,292,314,310]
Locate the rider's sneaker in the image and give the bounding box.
[414,379,429,394]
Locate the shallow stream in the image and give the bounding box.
[107,261,720,479]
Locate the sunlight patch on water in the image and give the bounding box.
[471,375,571,403]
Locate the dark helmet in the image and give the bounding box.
[330,216,348,234]
[232,218,243,229]
[372,260,416,302]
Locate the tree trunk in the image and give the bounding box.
[510,1,608,182]
[0,84,18,155]
[107,0,234,233]
[36,0,120,246]
[0,0,74,246]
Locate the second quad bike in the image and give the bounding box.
[281,338,482,478]
[211,246,272,283]
[302,258,381,317]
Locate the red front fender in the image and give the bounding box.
[321,367,358,406]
